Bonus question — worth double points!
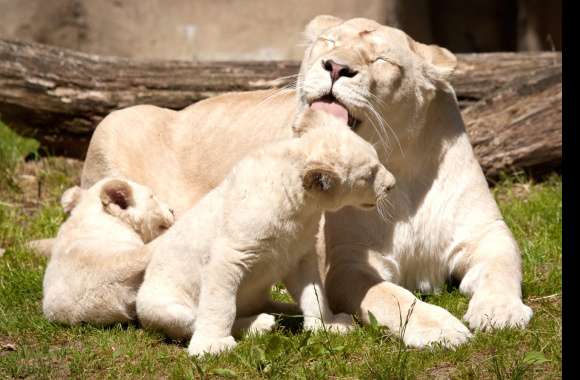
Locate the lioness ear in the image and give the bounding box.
[408,37,457,79]
[303,167,339,192]
[60,186,83,213]
[100,179,134,211]
[304,15,343,42]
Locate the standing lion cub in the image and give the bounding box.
[42,177,175,325]
[136,111,396,356]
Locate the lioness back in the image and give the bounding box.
[82,90,297,215]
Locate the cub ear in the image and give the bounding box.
[60,186,83,213]
[304,15,343,42]
[302,167,339,192]
[408,37,457,79]
[100,179,134,211]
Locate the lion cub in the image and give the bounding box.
[42,177,175,325]
[137,110,396,356]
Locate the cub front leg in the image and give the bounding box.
[451,221,533,331]
[232,313,277,338]
[283,253,354,334]
[187,243,249,357]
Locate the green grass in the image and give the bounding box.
[0,122,562,379]
[0,121,38,193]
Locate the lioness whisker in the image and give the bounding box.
[369,118,392,156]
[367,100,405,159]
[364,107,391,156]
[371,104,405,158]
[335,88,391,155]
[353,91,404,159]
[238,82,298,124]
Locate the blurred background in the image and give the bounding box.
[0,0,561,61]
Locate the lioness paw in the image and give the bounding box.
[463,295,533,331]
[401,302,472,349]
[187,335,237,357]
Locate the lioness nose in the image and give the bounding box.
[322,59,358,82]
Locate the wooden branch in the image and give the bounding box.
[0,39,562,178]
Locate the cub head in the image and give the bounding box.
[298,110,395,213]
[297,15,457,151]
[88,177,175,242]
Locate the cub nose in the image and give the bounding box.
[322,59,358,82]
[377,169,396,196]
[385,173,396,193]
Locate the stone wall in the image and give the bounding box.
[0,0,560,61]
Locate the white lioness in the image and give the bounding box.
[42,177,174,325]
[137,114,396,356]
[81,16,532,347]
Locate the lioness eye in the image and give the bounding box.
[321,37,335,47]
[374,57,402,68]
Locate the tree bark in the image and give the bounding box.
[0,40,562,178]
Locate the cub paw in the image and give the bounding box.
[304,313,354,334]
[187,335,237,357]
[246,313,277,334]
[401,301,472,349]
[463,295,533,331]
[326,313,355,333]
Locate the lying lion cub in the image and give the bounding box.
[136,111,396,356]
[42,177,175,325]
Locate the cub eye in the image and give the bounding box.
[363,168,377,183]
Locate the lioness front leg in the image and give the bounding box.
[451,221,533,331]
[187,244,246,357]
[325,254,472,348]
[284,254,354,333]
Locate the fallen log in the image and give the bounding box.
[0,40,562,178]
[464,66,562,179]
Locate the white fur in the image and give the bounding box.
[80,16,532,348]
[136,119,395,356]
[42,177,174,325]
[301,17,531,346]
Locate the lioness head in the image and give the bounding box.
[64,178,175,243]
[298,110,395,213]
[296,15,457,154]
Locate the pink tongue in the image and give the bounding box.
[310,101,349,123]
